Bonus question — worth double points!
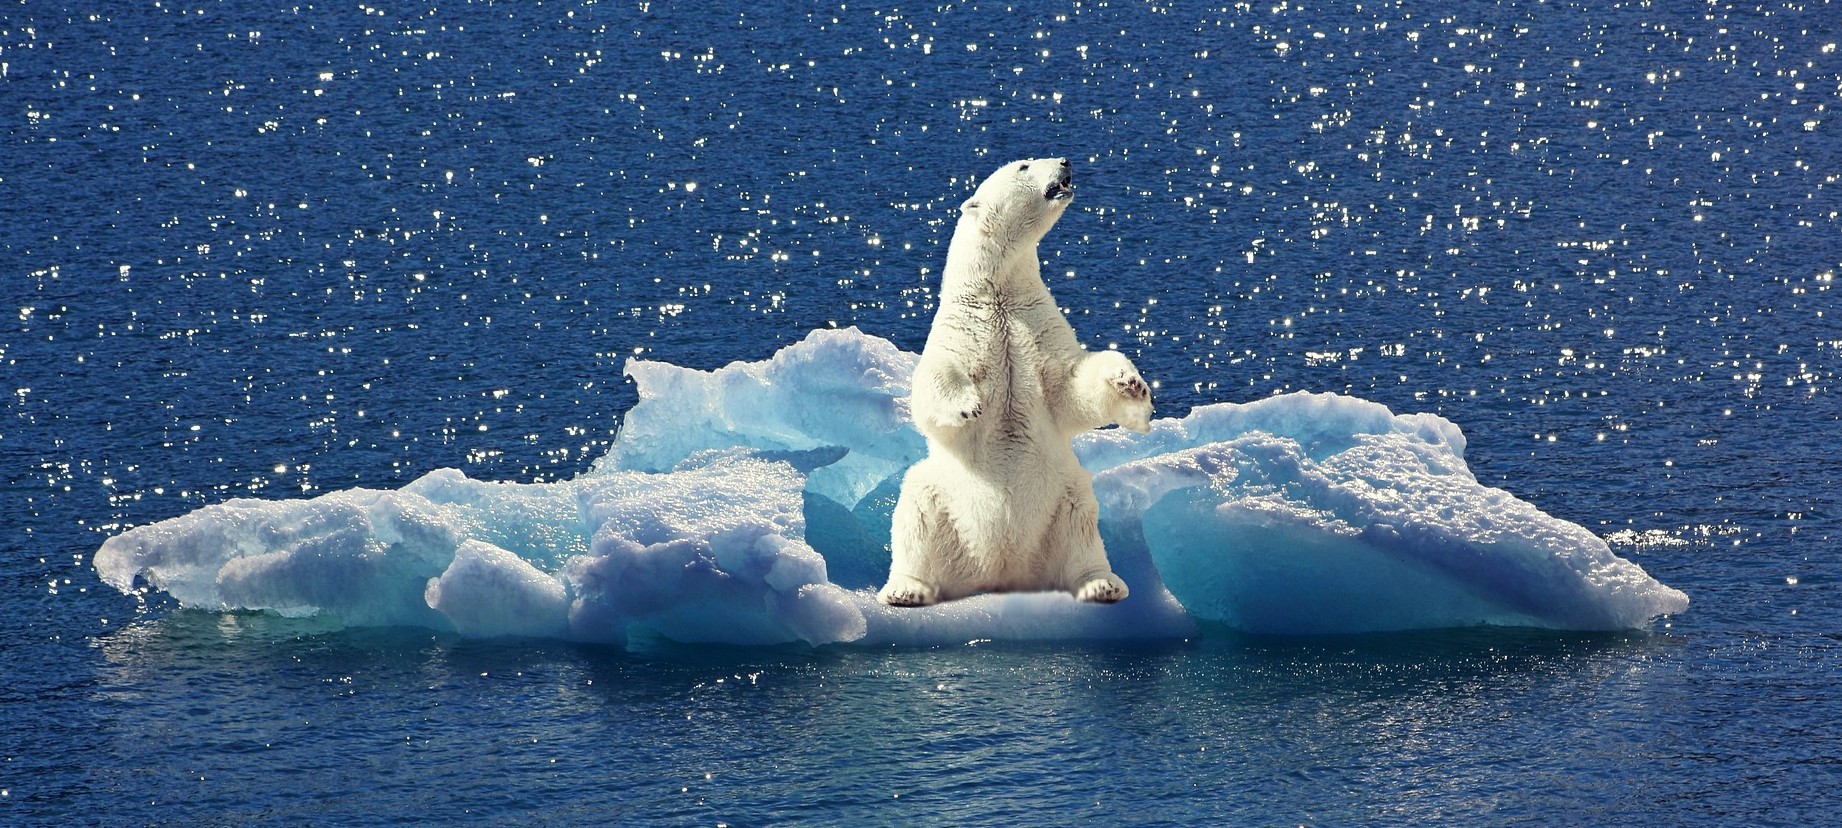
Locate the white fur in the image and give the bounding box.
[879,158,1153,607]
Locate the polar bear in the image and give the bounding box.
[878,157,1153,607]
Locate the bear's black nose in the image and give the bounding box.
[1059,158,1070,168]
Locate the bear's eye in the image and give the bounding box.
[1018,163,1030,171]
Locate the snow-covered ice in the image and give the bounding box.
[96,328,1688,646]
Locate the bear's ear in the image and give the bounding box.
[960,196,981,213]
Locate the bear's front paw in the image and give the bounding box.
[1110,370,1150,403]
[928,391,982,428]
[923,403,980,431]
[1074,574,1129,604]
[1107,368,1153,433]
[879,576,940,607]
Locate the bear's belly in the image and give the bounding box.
[931,459,1069,571]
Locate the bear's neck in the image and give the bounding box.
[940,228,1047,302]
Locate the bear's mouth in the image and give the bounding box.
[1044,178,1074,200]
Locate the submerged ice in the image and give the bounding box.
[95,328,1688,646]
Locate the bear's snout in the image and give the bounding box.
[1045,160,1074,200]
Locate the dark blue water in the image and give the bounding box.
[4,0,1839,823]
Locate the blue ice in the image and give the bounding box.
[95,329,1688,646]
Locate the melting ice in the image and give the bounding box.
[96,328,1688,646]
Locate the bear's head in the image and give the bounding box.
[959,157,1074,245]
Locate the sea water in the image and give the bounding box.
[3,0,1839,824]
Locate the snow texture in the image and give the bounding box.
[95,328,1688,646]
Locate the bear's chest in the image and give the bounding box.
[946,300,1051,390]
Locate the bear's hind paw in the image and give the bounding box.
[1073,575,1129,604]
[878,577,940,607]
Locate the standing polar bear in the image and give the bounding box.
[878,157,1153,607]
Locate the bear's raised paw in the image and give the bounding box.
[1111,371,1150,403]
[1107,367,1153,433]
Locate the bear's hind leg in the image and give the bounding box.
[1046,483,1130,604]
[879,471,956,607]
